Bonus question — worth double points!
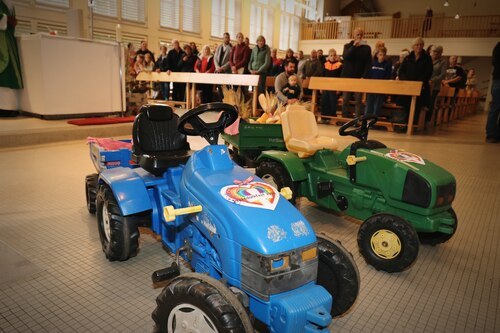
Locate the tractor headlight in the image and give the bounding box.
[436,182,456,207]
[241,244,318,300]
[402,170,431,208]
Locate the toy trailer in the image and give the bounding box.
[222,121,285,167]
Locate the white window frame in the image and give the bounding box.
[211,0,241,40]
[249,1,273,45]
[160,0,201,34]
[279,0,301,51]
[93,0,145,23]
[35,0,69,8]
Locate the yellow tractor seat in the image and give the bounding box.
[281,105,338,158]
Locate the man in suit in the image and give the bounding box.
[214,32,232,74]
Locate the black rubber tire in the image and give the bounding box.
[255,159,297,204]
[419,208,458,246]
[96,184,139,261]
[357,213,419,273]
[152,273,253,333]
[85,173,98,214]
[316,235,360,317]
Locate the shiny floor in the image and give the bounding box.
[0,112,499,332]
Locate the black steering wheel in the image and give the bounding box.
[339,115,378,141]
[178,102,239,145]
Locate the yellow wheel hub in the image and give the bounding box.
[370,229,401,260]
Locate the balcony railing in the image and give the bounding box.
[301,15,500,40]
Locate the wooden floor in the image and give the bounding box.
[0,112,498,332]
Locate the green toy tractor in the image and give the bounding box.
[253,108,457,273]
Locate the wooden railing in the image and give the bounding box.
[308,77,423,135]
[301,15,500,40]
[136,72,261,116]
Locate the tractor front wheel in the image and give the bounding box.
[256,159,297,204]
[418,208,458,246]
[152,273,253,333]
[316,235,360,317]
[85,173,98,214]
[358,214,419,273]
[96,184,139,261]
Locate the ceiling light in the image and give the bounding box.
[444,1,449,6]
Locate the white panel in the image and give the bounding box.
[18,34,124,116]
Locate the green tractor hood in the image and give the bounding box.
[340,146,456,212]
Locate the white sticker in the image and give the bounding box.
[385,149,426,165]
[267,225,287,242]
[220,181,279,210]
[291,220,310,237]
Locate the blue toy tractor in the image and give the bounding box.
[85,103,360,333]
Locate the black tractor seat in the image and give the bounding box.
[132,104,192,176]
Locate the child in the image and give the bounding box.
[281,74,301,102]
[365,46,392,116]
[134,54,145,75]
[320,49,342,122]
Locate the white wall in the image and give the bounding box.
[299,37,498,57]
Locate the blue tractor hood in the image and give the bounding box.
[181,145,316,255]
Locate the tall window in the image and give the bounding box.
[35,0,69,7]
[305,0,317,21]
[92,0,145,22]
[160,0,200,33]
[279,0,301,51]
[160,0,179,29]
[93,0,118,18]
[211,0,241,39]
[249,0,273,45]
[182,0,200,33]
[122,0,145,22]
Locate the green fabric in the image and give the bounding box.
[248,45,271,74]
[0,2,22,89]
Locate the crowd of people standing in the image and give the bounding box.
[125,29,479,129]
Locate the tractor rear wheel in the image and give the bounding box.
[96,184,139,261]
[316,235,360,317]
[152,273,253,333]
[256,159,296,204]
[85,173,98,214]
[419,208,458,245]
[358,213,419,273]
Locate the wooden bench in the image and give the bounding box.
[308,77,423,135]
[136,72,260,116]
[435,86,455,125]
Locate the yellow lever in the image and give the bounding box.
[163,205,202,222]
[346,155,367,166]
[280,187,293,200]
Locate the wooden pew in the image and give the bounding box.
[435,86,455,126]
[308,77,423,135]
[136,72,261,116]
